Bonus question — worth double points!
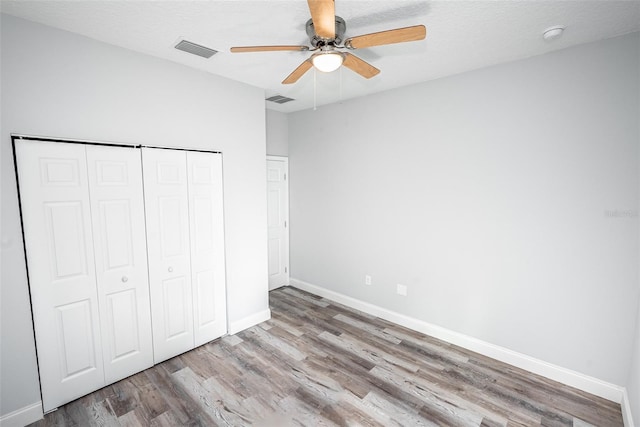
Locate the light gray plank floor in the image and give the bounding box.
[30,287,624,426]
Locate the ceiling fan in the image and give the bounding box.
[230,0,426,84]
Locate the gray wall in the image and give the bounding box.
[628,305,640,422]
[630,127,640,423]
[266,109,289,156]
[1,14,269,417]
[289,32,640,389]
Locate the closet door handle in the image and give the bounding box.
[121,276,128,283]
[168,267,174,273]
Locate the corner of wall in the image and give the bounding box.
[621,387,636,427]
[228,309,271,335]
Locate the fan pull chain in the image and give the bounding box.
[313,68,317,111]
[339,66,343,104]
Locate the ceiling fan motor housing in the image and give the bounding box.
[306,16,346,46]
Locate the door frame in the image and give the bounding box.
[266,155,290,290]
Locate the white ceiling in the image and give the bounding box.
[2,1,639,113]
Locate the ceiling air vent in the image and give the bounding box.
[174,40,218,58]
[266,95,295,104]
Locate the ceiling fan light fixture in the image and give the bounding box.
[312,51,344,73]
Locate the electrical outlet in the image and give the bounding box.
[365,275,372,286]
[396,284,407,296]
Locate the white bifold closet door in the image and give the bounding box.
[187,152,227,347]
[15,141,153,412]
[85,145,154,384]
[142,148,227,363]
[142,148,193,363]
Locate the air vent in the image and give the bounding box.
[266,95,295,104]
[174,40,218,58]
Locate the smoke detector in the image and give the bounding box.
[543,26,565,42]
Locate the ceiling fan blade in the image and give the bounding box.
[231,45,309,53]
[282,60,313,84]
[307,0,335,39]
[342,53,380,79]
[345,25,426,49]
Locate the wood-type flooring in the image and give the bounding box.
[30,286,624,426]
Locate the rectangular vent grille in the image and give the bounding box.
[266,95,295,104]
[174,40,218,58]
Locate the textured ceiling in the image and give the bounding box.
[2,1,639,112]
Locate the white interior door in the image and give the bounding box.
[86,145,153,383]
[15,140,105,412]
[187,152,227,346]
[142,148,194,363]
[266,157,289,290]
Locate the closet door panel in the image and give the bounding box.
[86,145,153,384]
[142,148,194,363]
[187,152,227,346]
[15,141,104,412]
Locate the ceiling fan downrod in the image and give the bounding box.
[306,16,347,47]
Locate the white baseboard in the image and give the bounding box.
[228,308,271,335]
[0,401,43,427]
[621,388,636,427]
[290,278,625,405]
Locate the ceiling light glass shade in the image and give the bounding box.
[312,52,344,73]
